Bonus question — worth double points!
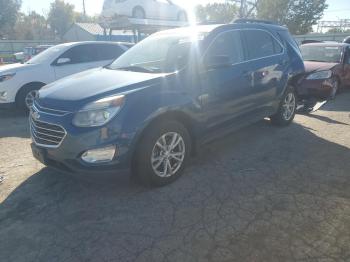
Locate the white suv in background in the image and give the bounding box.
[0,41,130,111]
[101,0,187,21]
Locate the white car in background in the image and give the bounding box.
[0,41,130,111]
[101,0,187,21]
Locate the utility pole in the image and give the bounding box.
[239,0,246,18]
[83,0,86,17]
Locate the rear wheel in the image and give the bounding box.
[271,88,297,126]
[132,7,145,19]
[177,11,187,21]
[133,120,191,187]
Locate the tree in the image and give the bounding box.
[327,28,350,34]
[0,0,21,38]
[231,0,259,18]
[196,3,238,23]
[14,12,54,40]
[48,0,75,39]
[74,12,98,23]
[256,0,328,34]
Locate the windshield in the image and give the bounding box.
[301,45,343,63]
[108,33,204,73]
[26,45,65,64]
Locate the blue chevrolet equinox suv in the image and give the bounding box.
[30,20,305,186]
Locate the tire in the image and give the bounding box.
[177,11,187,21]
[270,87,297,126]
[132,7,145,19]
[16,83,44,112]
[329,78,339,100]
[133,120,191,187]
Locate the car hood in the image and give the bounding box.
[38,67,167,111]
[304,61,337,73]
[0,63,38,74]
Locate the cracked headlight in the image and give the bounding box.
[306,70,332,80]
[72,95,125,127]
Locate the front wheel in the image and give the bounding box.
[133,120,191,187]
[270,88,297,126]
[16,84,44,112]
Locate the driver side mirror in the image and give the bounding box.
[56,57,71,66]
[205,55,232,69]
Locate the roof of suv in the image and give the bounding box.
[155,21,287,38]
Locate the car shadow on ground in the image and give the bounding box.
[318,88,350,112]
[1,116,350,261]
[0,109,29,138]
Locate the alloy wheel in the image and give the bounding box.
[282,93,296,121]
[151,132,186,178]
[25,90,37,109]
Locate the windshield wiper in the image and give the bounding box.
[305,59,324,62]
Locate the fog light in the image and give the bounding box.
[81,146,116,164]
[0,91,7,101]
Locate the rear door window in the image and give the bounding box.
[243,30,283,60]
[95,44,124,61]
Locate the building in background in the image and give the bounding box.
[63,23,134,42]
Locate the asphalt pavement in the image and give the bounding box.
[1,92,350,262]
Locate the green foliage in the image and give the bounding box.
[48,0,75,39]
[256,0,328,34]
[196,3,238,23]
[74,12,98,23]
[327,28,350,34]
[13,12,54,40]
[0,0,21,37]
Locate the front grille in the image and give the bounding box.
[30,117,66,148]
[33,101,69,116]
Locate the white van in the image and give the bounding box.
[101,0,187,21]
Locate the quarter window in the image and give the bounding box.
[243,30,283,60]
[206,31,244,64]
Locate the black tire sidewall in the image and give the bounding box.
[134,120,191,187]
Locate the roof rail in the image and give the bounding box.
[232,19,279,26]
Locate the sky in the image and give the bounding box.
[21,0,350,21]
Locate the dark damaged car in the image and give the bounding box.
[297,43,350,109]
